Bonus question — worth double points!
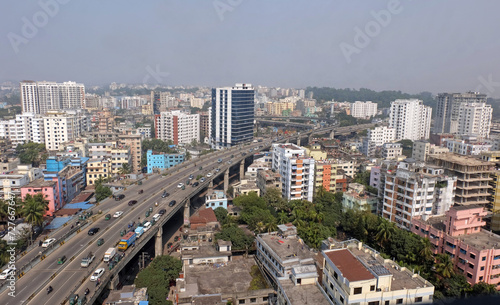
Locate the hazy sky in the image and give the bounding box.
[1,1,500,97]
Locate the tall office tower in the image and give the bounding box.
[20,81,85,114]
[350,101,378,118]
[389,99,432,141]
[20,81,39,114]
[155,110,199,145]
[272,143,315,202]
[457,102,492,138]
[210,83,254,150]
[433,92,487,134]
[151,91,161,114]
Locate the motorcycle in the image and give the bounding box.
[85,288,90,296]
[47,286,53,294]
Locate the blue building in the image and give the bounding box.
[146,150,184,173]
[210,83,254,150]
[204,189,228,210]
[44,156,89,205]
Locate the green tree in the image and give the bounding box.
[214,207,228,224]
[470,282,498,296]
[16,142,46,166]
[119,163,131,175]
[215,226,254,250]
[135,255,182,305]
[0,200,9,230]
[435,254,455,279]
[21,194,48,227]
[95,178,112,202]
[375,219,395,249]
[263,187,287,212]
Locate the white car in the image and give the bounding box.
[206,173,213,178]
[42,238,56,248]
[215,168,220,172]
[0,268,14,280]
[113,211,123,218]
[177,183,184,188]
[200,177,206,183]
[90,268,105,281]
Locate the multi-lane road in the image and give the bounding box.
[1,123,374,305]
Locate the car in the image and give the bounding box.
[114,194,125,201]
[192,182,199,187]
[128,200,137,206]
[113,211,124,218]
[161,192,169,198]
[90,268,105,281]
[87,227,99,236]
[215,168,220,172]
[217,158,222,163]
[200,177,206,183]
[169,200,176,207]
[227,160,231,164]
[231,154,234,158]
[206,173,213,178]
[42,238,56,248]
[0,268,14,280]
[159,209,166,215]
[188,174,194,180]
[241,152,246,156]
[177,183,184,188]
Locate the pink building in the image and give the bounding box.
[21,178,61,216]
[411,205,500,289]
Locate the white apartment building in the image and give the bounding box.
[381,143,403,160]
[362,126,396,156]
[43,111,81,151]
[433,92,487,134]
[0,165,43,199]
[381,160,456,229]
[456,102,492,138]
[272,143,315,201]
[119,96,146,109]
[350,101,377,118]
[320,239,434,305]
[444,138,492,156]
[412,140,449,162]
[20,81,85,114]
[155,110,199,145]
[0,113,44,147]
[389,99,432,141]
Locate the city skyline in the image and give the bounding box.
[1,1,500,97]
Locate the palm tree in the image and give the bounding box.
[21,194,46,228]
[277,211,289,225]
[119,163,131,175]
[419,238,434,263]
[375,219,395,249]
[435,254,455,278]
[0,200,8,230]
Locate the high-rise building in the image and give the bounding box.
[433,92,487,134]
[43,111,83,151]
[381,159,456,229]
[361,126,396,156]
[0,113,44,147]
[350,101,378,118]
[211,84,254,150]
[456,102,492,138]
[412,140,449,162]
[119,133,143,173]
[389,99,432,141]
[272,143,315,201]
[20,81,85,114]
[199,111,211,142]
[155,110,199,145]
[151,91,161,115]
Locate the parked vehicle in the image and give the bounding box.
[0,268,14,279]
[42,238,56,248]
[88,227,99,235]
[189,174,194,180]
[57,255,67,264]
[77,295,87,305]
[135,226,144,238]
[177,183,184,188]
[104,247,117,262]
[90,268,105,281]
[192,182,199,187]
[118,232,136,251]
[81,252,95,267]
[152,214,161,222]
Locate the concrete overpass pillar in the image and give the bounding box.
[240,159,245,181]
[109,274,120,289]
[330,130,335,139]
[297,138,301,146]
[209,180,213,188]
[184,200,190,226]
[224,169,229,192]
[155,226,163,257]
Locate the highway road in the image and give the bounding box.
[0,123,373,305]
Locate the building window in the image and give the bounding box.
[479,276,484,281]
[470,253,476,259]
[370,285,375,291]
[385,302,390,305]
[396,299,403,304]
[481,266,485,271]
[482,257,486,261]
[415,297,423,303]
[250,298,256,303]
[354,287,362,294]
[468,263,474,269]
[467,273,472,278]
[368,302,379,305]
[239,300,245,304]
[340,296,344,304]
[334,271,338,280]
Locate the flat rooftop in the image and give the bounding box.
[429,153,494,167]
[325,249,374,282]
[25,178,56,188]
[280,280,330,305]
[181,244,231,260]
[423,215,447,231]
[259,233,315,264]
[182,258,256,296]
[460,229,500,250]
